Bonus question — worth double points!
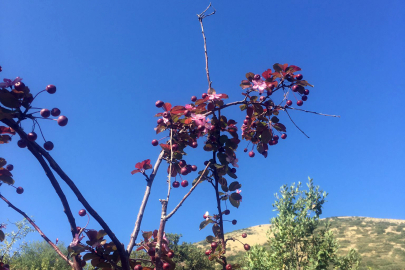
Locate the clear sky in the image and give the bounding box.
[1,0,404,248]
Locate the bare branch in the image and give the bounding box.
[286,106,341,118]
[284,109,310,138]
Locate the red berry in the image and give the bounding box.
[197,125,205,131]
[191,165,197,171]
[14,81,25,91]
[232,220,237,225]
[46,84,56,94]
[78,209,86,216]
[244,148,248,152]
[162,112,170,118]
[273,135,279,140]
[155,100,164,108]
[40,109,51,118]
[211,242,218,249]
[184,110,191,117]
[172,144,178,151]
[297,100,303,106]
[286,100,292,106]
[157,118,164,125]
[44,141,54,151]
[205,250,211,256]
[172,181,180,188]
[304,89,310,95]
[291,85,298,92]
[17,139,27,148]
[181,180,188,187]
[295,74,303,80]
[6,164,13,171]
[244,244,251,251]
[202,93,208,99]
[57,115,68,126]
[226,264,232,270]
[134,265,143,270]
[51,108,61,116]
[242,233,247,238]
[163,263,170,270]
[178,160,186,167]
[248,151,255,158]
[76,226,81,232]
[167,251,174,258]
[148,247,156,256]
[191,141,198,148]
[302,95,308,101]
[224,209,230,215]
[152,139,159,146]
[180,167,188,175]
[253,74,260,80]
[259,96,265,101]
[27,132,37,142]
[281,133,287,139]
[16,187,24,194]
[191,96,197,102]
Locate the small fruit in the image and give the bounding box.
[57,115,68,126]
[27,132,37,141]
[16,187,24,194]
[281,133,287,139]
[181,180,188,187]
[180,167,188,175]
[51,108,61,116]
[152,139,159,146]
[163,263,170,270]
[76,226,81,232]
[304,89,310,95]
[211,242,218,249]
[205,250,211,256]
[134,265,143,270]
[6,164,14,171]
[248,151,255,158]
[244,244,251,251]
[295,74,303,80]
[243,148,247,152]
[202,93,208,99]
[148,247,156,256]
[291,85,298,92]
[44,141,54,151]
[297,100,303,106]
[17,139,27,148]
[242,233,247,238]
[253,74,260,80]
[178,160,186,167]
[14,81,25,91]
[167,251,174,258]
[301,95,308,101]
[155,100,164,108]
[191,96,197,102]
[40,109,51,118]
[259,96,265,101]
[162,112,170,118]
[224,209,230,215]
[46,84,56,94]
[286,100,292,106]
[273,135,279,140]
[191,141,198,148]
[157,118,164,125]
[226,264,232,270]
[172,181,180,188]
[232,220,237,225]
[171,144,178,151]
[78,209,86,216]
[191,165,197,171]
[197,125,205,131]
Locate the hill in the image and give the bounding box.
[195,217,405,270]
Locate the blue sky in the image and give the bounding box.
[1,0,404,248]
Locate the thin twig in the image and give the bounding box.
[284,109,310,138]
[286,106,341,118]
[165,162,211,220]
[0,194,73,268]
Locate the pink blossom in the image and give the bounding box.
[0,77,22,89]
[252,79,267,94]
[226,155,239,168]
[185,104,194,110]
[69,233,85,247]
[208,93,224,101]
[236,189,242,202]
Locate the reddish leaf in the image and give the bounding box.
[154,112,164,117]
[262,69,272,79]
[163,103,172,112]
[195,97,209,106]
[184,118,192,125]
[171,106,186,115]
[0,126,15,135]
[0,135,11,144]
[136,246,146,252]
[160,143,171,152]
[155,124,166,134]
[245,72,254,81]
[220,94,229,99]
[286,65,301,73]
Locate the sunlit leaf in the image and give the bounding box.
[199,219,214,230]
[163,102,172,111]
[0,126,15,135]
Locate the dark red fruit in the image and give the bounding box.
[295,74,303,80]
[244,148,248,152]
[157,118,164,125]
[44,141,54,151]
[163,112,170,118]
[178,160,186,167]
[27,132,37,141]
[76,226,81,232]
[16,187,24,194]
[172,181,180,188]
[232,220,237,225]
[6,164,13,171]
[191,141,198,148]
[286,100,292,106]
[172,144,178,151]
[224,209,230,215]
[180,167,188,175]
[273,135,279,140]
[17,139,27,148]
[184,110,191,117]
[253,74,260,80]
[259,96,265,101]
[302,95,308,101]
[134,265,143,270]
[281,133,287,139]
[78,209,86,216]
[57,115,68,126]
[231,168,236,174]
[155,100,164,108]
[186,165,192,173]
[152,139,159,146]
[202,93,208,99]
[181,180,188,187]
[205,250,211,256]
[191,96,197,102]
[167,251,174,258]
[148,247,156,256]
[14,81,25,91]
[244,244,251,251]
[226,264,232,270]
[46,84,56,94]
[248,151,255,158]
[163,263,170,270]
[297,100,303,106]
[51,108,61,116]
[211,242,218,249]
[291,85,298,92]
[242,233,247,238]
[304,89,310,95]
[191,165,197,171]
[40,109,51,118]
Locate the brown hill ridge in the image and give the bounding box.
[196,216,405,270]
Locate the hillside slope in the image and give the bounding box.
[196,217,405,270]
